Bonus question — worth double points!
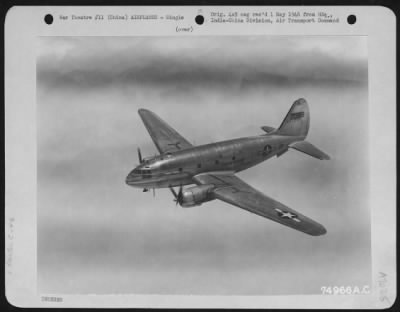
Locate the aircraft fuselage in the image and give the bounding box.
[126,134,303,189]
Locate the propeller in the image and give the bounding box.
[169,185,183,206]
[137,147,143,164]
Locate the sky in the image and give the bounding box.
[37,36,369,295]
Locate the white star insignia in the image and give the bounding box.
[275,208,301,222]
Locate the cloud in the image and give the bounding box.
[37,36,367,92]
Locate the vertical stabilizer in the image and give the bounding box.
[277,98,310,138]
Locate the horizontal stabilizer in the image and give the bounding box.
[261,126,276,133]
[290,141,330,160]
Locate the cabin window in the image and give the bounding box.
[215,160,219,165]
[197,164,202,168]
[179,168,183,172]
[232,156,236,161]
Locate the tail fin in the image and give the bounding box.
[277,98,310,138]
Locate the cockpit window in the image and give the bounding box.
[142,169,152,178]
[132,169,151,175]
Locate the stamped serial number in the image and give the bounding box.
[321,285,370,295]
[41,296,63,302]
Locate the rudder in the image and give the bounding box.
[277,98,310,138]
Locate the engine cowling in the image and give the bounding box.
[180,185,214,208]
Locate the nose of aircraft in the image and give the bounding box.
[125,171,140,186]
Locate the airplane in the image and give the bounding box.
[126,98,330,236]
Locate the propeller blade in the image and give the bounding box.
[137,147,143,164]
[169,187,179,205]
[169,187,178,199]
[177,185,183,205]
[169,186,183,206]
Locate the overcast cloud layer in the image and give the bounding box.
[37,36,369,295]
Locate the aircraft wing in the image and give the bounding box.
[138,109,193,154]
[193,172,327,236]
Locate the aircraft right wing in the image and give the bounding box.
[193,172,327,236]
[138,109,193,154]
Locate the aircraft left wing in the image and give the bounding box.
[138,109,193,154]
[193,172,327,236]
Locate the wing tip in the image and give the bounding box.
[321,152,331,160]
[138,108,149,114]
[309,225,327,236]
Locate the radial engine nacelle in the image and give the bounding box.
[180,184,215,208]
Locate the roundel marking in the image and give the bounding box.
[263,144,272,156]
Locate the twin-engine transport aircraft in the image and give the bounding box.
[126,98,330,236]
